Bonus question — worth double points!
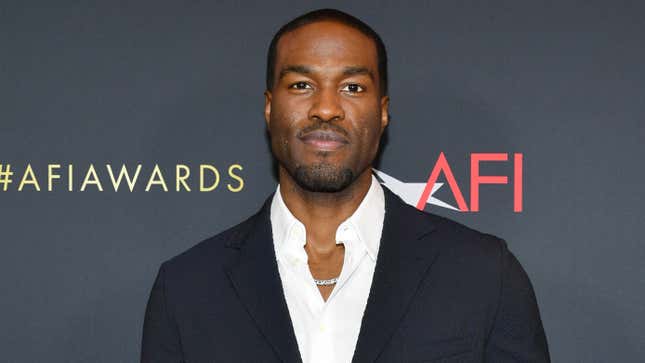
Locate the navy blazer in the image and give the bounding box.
[141,186,550,362]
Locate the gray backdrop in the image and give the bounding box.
[1,1,643,362]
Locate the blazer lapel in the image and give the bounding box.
[352,186,440,363]
[224,194,302,363]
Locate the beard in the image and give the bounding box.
[291,162,355,193]
[269,115,365,193]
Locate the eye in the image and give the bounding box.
[341,83,365,93]
[289,81,312,90]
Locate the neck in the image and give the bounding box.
[278,166,373,254]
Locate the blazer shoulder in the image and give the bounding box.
[407,209,516,293]
[383,185,506,257]
[407,203,508,260]
[430,210,503,243]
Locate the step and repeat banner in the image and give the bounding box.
[1,1,643,362]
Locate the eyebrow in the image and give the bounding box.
[342,66,374,80]
[278,64,375,81]
[278,65,312,80]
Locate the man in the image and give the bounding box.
[141,8,550,363]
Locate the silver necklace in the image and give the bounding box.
[313,276,339,286]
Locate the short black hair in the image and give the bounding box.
[266,8,388,96]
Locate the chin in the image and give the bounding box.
[292,163,355,193]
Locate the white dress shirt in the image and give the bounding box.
[270,174,385,363]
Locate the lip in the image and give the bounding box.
[298,130,349,151]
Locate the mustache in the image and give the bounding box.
[296,121,349,139]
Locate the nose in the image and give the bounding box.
[308,87,345,123]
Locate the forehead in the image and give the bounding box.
[275,20,378,73]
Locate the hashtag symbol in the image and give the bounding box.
[0,164,13,191]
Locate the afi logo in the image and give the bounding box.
[374,152,523,213]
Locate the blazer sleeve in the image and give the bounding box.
[141,263,184,363]
[484,239,551,362]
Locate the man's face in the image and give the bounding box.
[264,20,389,193]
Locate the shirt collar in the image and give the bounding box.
[270,174,385,263]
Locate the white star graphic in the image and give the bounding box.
[372,168,460,211]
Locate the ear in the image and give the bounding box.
[264,90,272,128]
[380,95,390,131]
